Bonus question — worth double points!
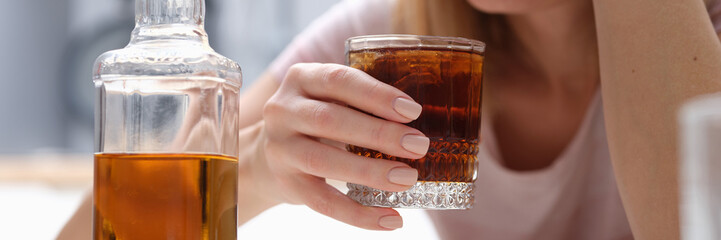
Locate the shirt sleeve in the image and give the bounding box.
[708,0,721,33]
[268,0,394,82]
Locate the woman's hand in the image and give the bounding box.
[258,63,429,230]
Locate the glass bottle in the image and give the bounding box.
[680,94,721,240]
[92,0,241,239]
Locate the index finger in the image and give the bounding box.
[284,63,422,123]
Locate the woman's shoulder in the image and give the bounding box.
[268,0,397,81]
[310,0,396,35]
[325,0,396,35]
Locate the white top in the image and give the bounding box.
[268,0,721,239]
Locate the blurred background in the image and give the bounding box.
[0,0,433,239]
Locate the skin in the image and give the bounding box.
[58,0,721,238]
[594,0,721,238]
[482,0,600,170]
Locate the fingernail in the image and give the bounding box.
[378,215,403,229]
[401,135,430,155]
[387,167,418,186]
[393,98,422,120]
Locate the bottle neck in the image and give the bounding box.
[130,0,208,45]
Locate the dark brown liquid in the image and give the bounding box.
[347,48,483,182]
[93,153,237,240]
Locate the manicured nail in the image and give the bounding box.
[393,98,422,120]
[378,215,403,229]
[401,135,430,155]
[388,167,418,186]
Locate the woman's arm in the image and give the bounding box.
[235,72,282,225]
[593,0,721,238]
[238,72,282,128]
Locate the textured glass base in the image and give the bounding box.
[347,181,474,209]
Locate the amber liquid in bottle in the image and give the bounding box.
[347,48,484,182]
[93,153,238,240]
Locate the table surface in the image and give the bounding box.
[0,154,440,240]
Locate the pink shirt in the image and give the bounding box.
[269,1,721,239]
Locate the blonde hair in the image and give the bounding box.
[392,0,508,49]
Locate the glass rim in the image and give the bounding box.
[346,34,485,54]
